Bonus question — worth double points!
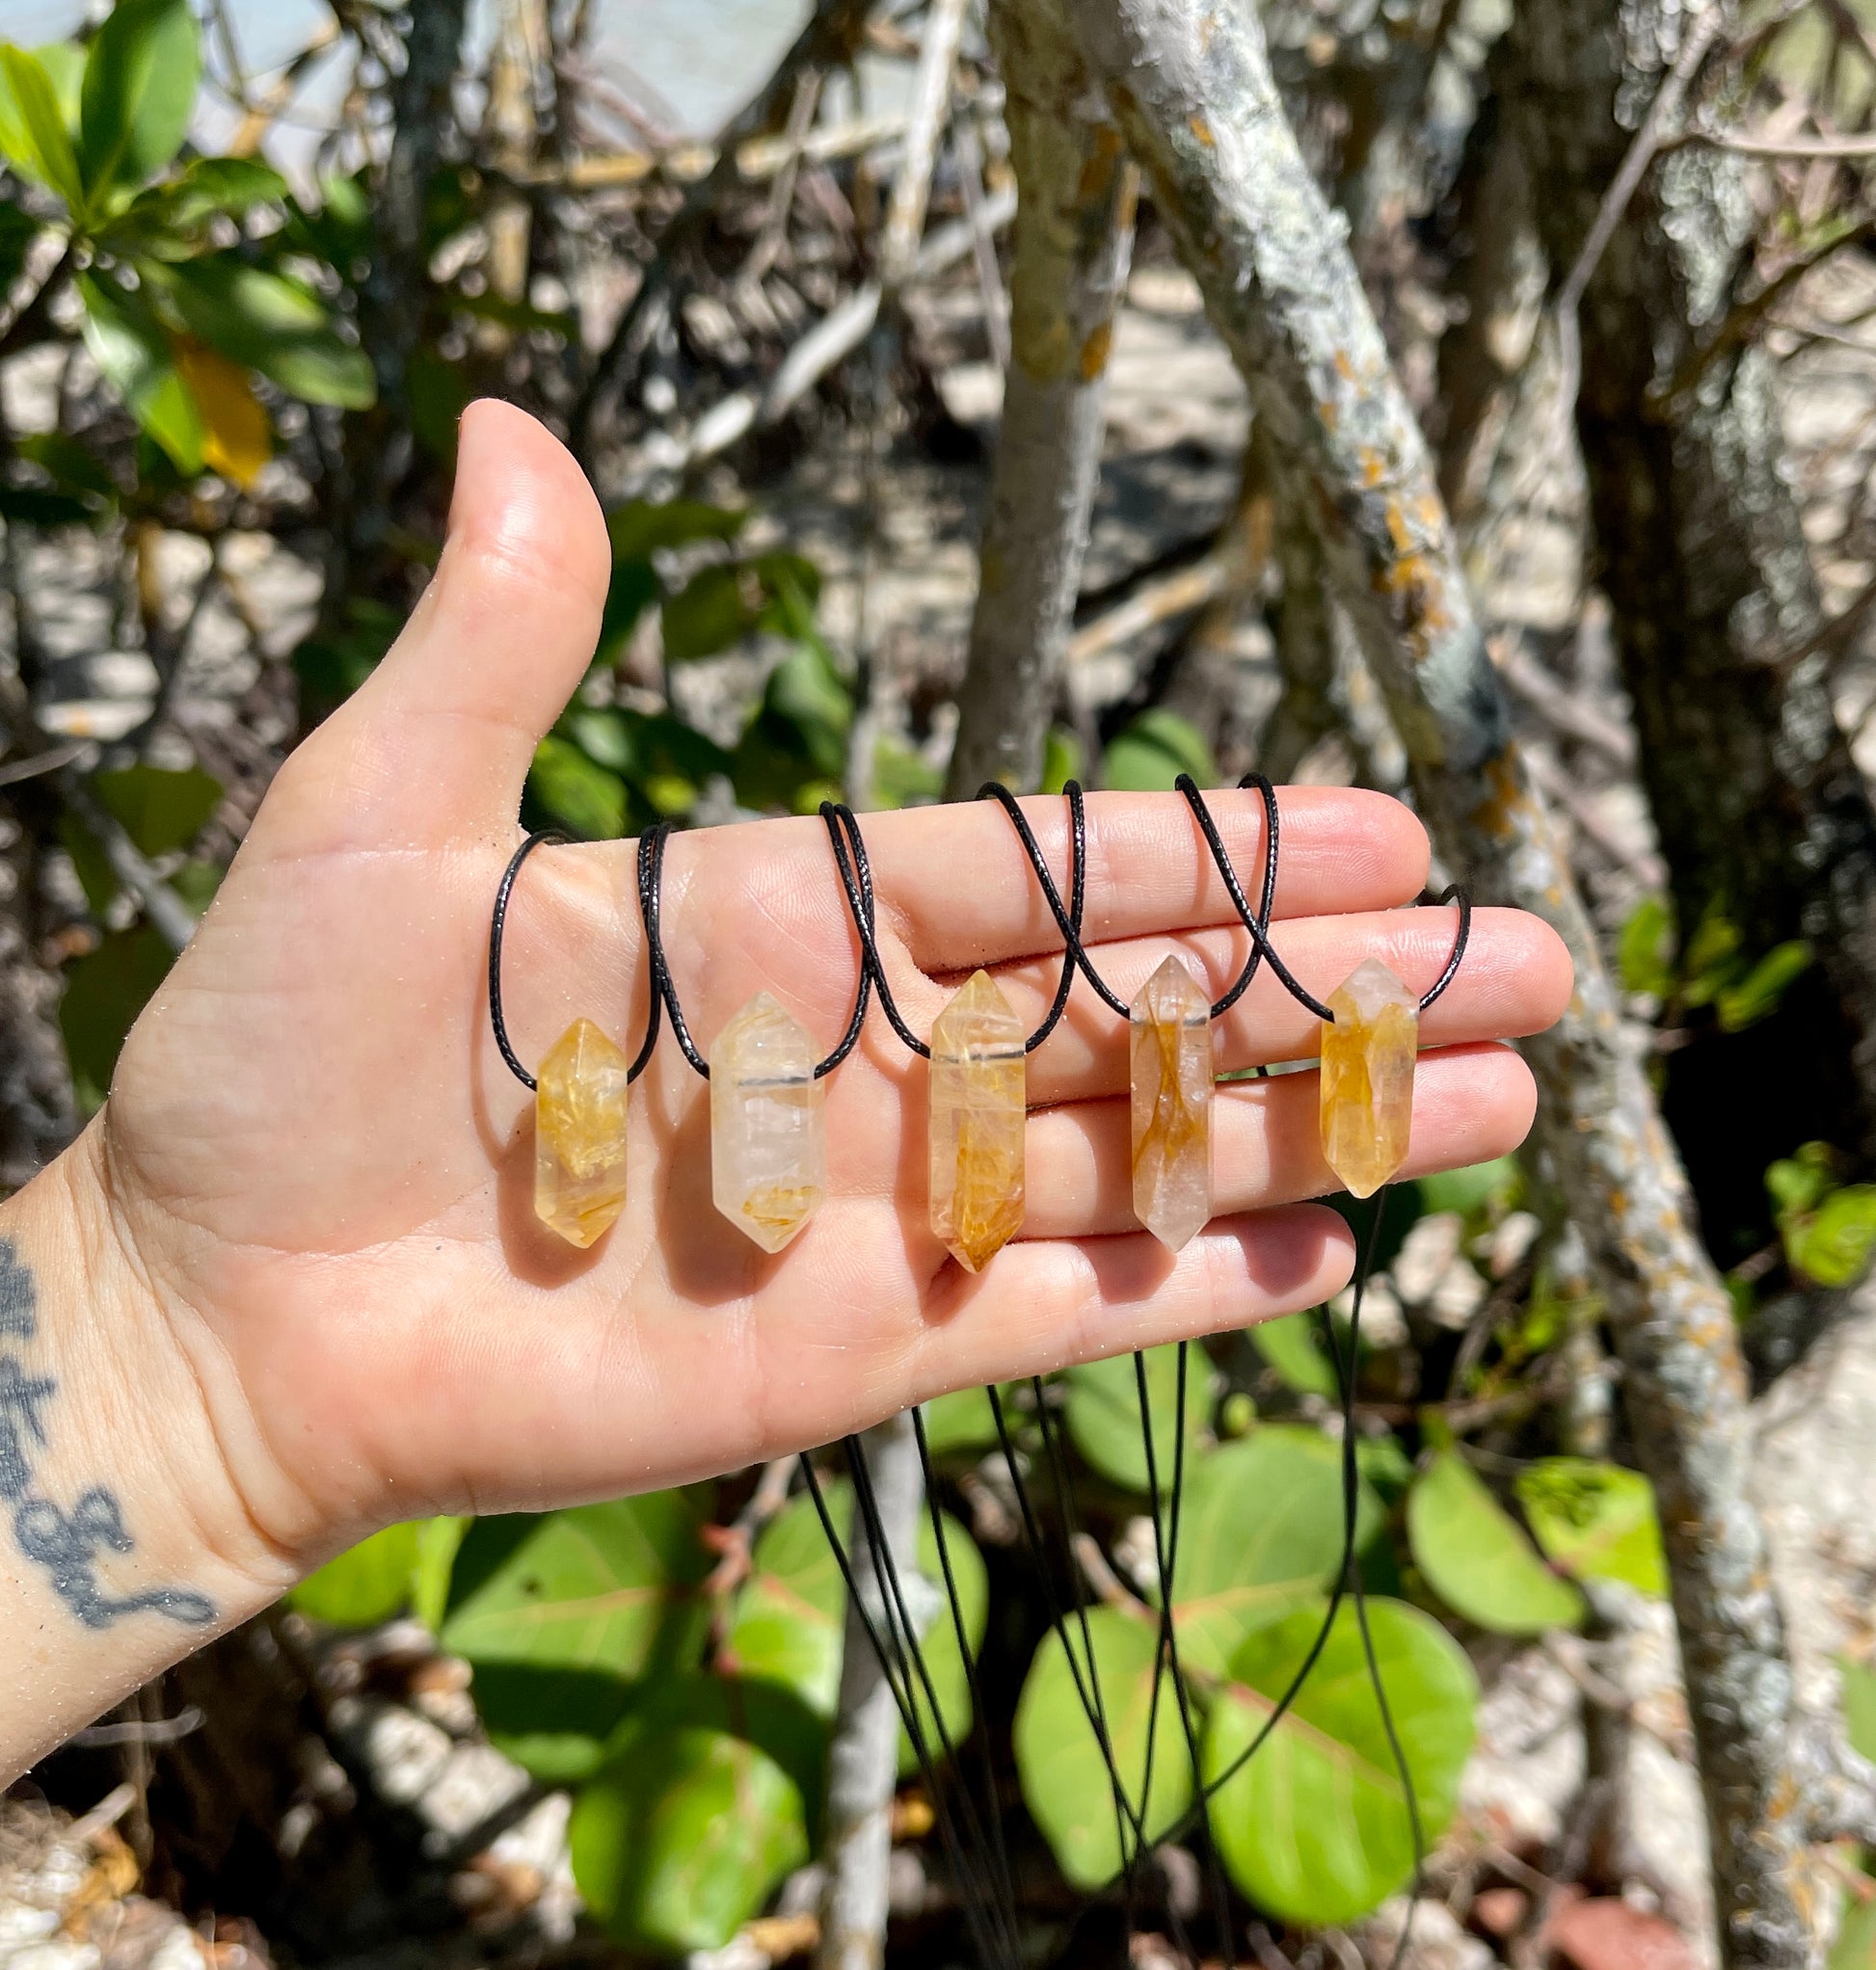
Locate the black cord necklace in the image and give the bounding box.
[486,781,1471,1967]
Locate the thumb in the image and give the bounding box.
[257,399,610,854]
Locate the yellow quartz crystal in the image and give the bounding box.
[1131,955,1214,1250]
[929,969,1027,1271]
[1320,959,1417,1199]
[710,992,825,1252]
[534,1017,630,1247]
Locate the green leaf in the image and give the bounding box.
[606,498,745,562]
[1788,1185,1876,1289]
[290,1522,421,1627]
[1618,894,1674,999]
[93,762,221,858]
[139,154,287,230]
[725,1486,846,1718]
[291,596,400,716]
[0,45,85,209]
[0,485,93,527]
[529,732,627,840]
[1832,1887,1876,1969]
[15,431,117,502]
[1064,1344,1213,1495]
[596,560,660,664]
[1717,939,1811,1032]
[1407,1451,1586,1635]
[78,0,200,199]
[723,1480,989,1775]
[1515,1458,1667,1598]
[1169,1427,1365,1675]
[146,254,375,409]
[1841,1656,1876,1767]
[572,1679,810,1954]
[77,270,202,472]
[871,734,942,809]
[1102,708,1216,792]
[1013,1606,1193,1889]
[663,553,821,662]
[1203,1597,1476,1927]
[731,642,853,812]
[919,1387,1002,1456]
[1769,1140,1836,1219]
[1250,1310,1340,1400]
[1415,1156,1516,1218]
[36,41,82,137]
[407,347,469,465]
[440,1494,713,1783]
[1041,725,1085,796]
[59,920,173,1109]
[412,1516,469,1634]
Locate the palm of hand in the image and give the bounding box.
[89,404,1568,1565]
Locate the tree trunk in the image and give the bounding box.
[945,0,1136,797]
[1504,0,1876,1206]
[1062,0,1827,1957]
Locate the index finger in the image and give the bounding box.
[857,784,1431,972]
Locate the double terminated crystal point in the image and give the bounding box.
[1320,958,1417,1199]
[710,992,826,1252]
[1130,956,1214,1251]
[929,970,1027,1271]
[535,1018,631,1248]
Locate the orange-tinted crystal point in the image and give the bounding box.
[928,970,1027,1271]
[534,1017,630,1247]
[1131,955,1214,1250]
[1320,959,1416,1199]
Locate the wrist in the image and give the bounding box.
[0,1127,303,1776]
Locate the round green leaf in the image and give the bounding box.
[1013,1606,1193,1889]
[573,1691,809,1954]
[1203,1596,1476,1926]
[724,1481,988,1774]
[1248,1311,1340,1399]
[725,1486,847,1717]
[290,1522,420,1628]
[93,762,222,858]
[440,1494,711,1782]
[1103,707,1217,791]
[79,0,200,199]
[1514,1458,1667,1599]
[1407,1451,1585,1635]
[1064,1344,1213,1494]
[1169,1427,1361,1675]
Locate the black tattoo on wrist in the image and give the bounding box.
[0,1238,215,1630]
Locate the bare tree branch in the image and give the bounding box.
[1062,1,1826,1959]
[945,0,1136,796]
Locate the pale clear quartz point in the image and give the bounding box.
[710,991,825,1252]
[1320,958,1418,1199]
[928,969,1027,1271]
[1130,955,1214,1250]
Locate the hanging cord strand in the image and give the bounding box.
[637,821,710,1078]
[489,830,570,1091]
[1135,1342,1237,1957]
[820,801,932,1058]
[910,1406,1020,1922]
[841,1435,1024,1969]
[985,1384,1147,1859]
[489,828,668,1090]
[799,1452,1015,1970]
[1317,1195,1426,1970]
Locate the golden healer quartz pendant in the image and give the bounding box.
[710,992,826,1252]
[1130,956,1213,1250]
[928,969,1027,1271]
[535,1017,631,1247]
[1320,959,1416,1199]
